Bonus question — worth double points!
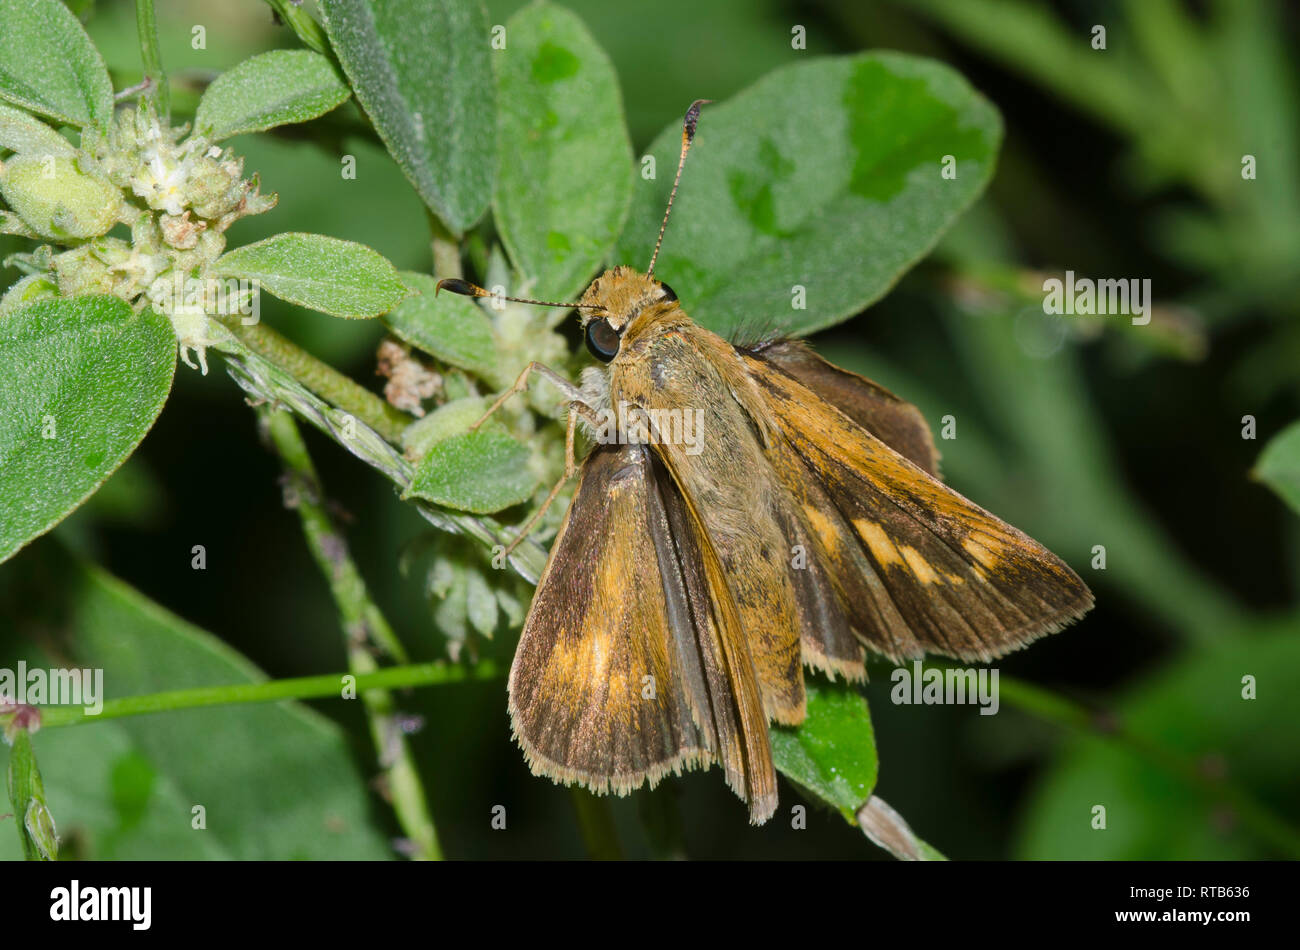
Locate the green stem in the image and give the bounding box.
[133,0,169,119]
[263,408,439,858]
[216,337,550,583]
[38,662,500,729]
[569,790,623,860]
[264,0,332,57]
[428,210,462,280]
[218,317,411,443]
[264,408,408,662]
[5,731,56,861]
[985,669,1300,858]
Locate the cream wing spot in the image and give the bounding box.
[803,504,840,554]
[962,536,1000,570]
[900,545,941,585]
[854,518,904,568]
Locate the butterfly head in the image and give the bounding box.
[435,99,707,365]
[575,267,678,362]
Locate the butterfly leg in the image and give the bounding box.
[499,404,586,558]
[471,361,587,432]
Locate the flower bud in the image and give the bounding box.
[0,154,123,241]
[0,274,58,315]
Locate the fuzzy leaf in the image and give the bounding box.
[212,232,409,318]
[320,0,495,234]
[195,50,351,141]
[0,102,74,156]
[384,272,498,378]
[493,1,633,301]
[0,296,175,564]
[406,429,537,514]
[0,0,114,127]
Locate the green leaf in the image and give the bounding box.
[0,153,123,241]
[5,730,57,860]
[212,232,409,318]
[770,677,878,821]
[402,396,494,458]
[406,429,537,514]
[0,552,394,859]
[771,678,938,860]
[422,535,516,649]
[1253,420,1300,517]
[1017,621,1300,859]
[0,0,114,127]
[0,296,175,565]
[384,272,498,378]
[0,102,75,156]
[493,1,633,302]
[194,50,351,141]
[320,0,496,234]
[613,52,1002,340]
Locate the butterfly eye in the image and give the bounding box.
[585,318,620,363]
[658,282,678,302]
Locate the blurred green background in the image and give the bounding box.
[3,0,1298,859]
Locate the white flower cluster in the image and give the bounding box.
[1,103,278,372]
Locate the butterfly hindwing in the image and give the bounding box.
[650,450,778,822]
[509,442,777,822]
[742,339,941,477]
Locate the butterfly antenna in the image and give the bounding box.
[436,278,606,312]
[647,98,710,278]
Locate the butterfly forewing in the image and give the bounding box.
[743,354,1094,663]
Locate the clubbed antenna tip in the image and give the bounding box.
[648,98,712,277]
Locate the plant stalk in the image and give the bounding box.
[134,0,169,119]
[263,407,438,858]
[38,663,500,730]
[218,316,411,443]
